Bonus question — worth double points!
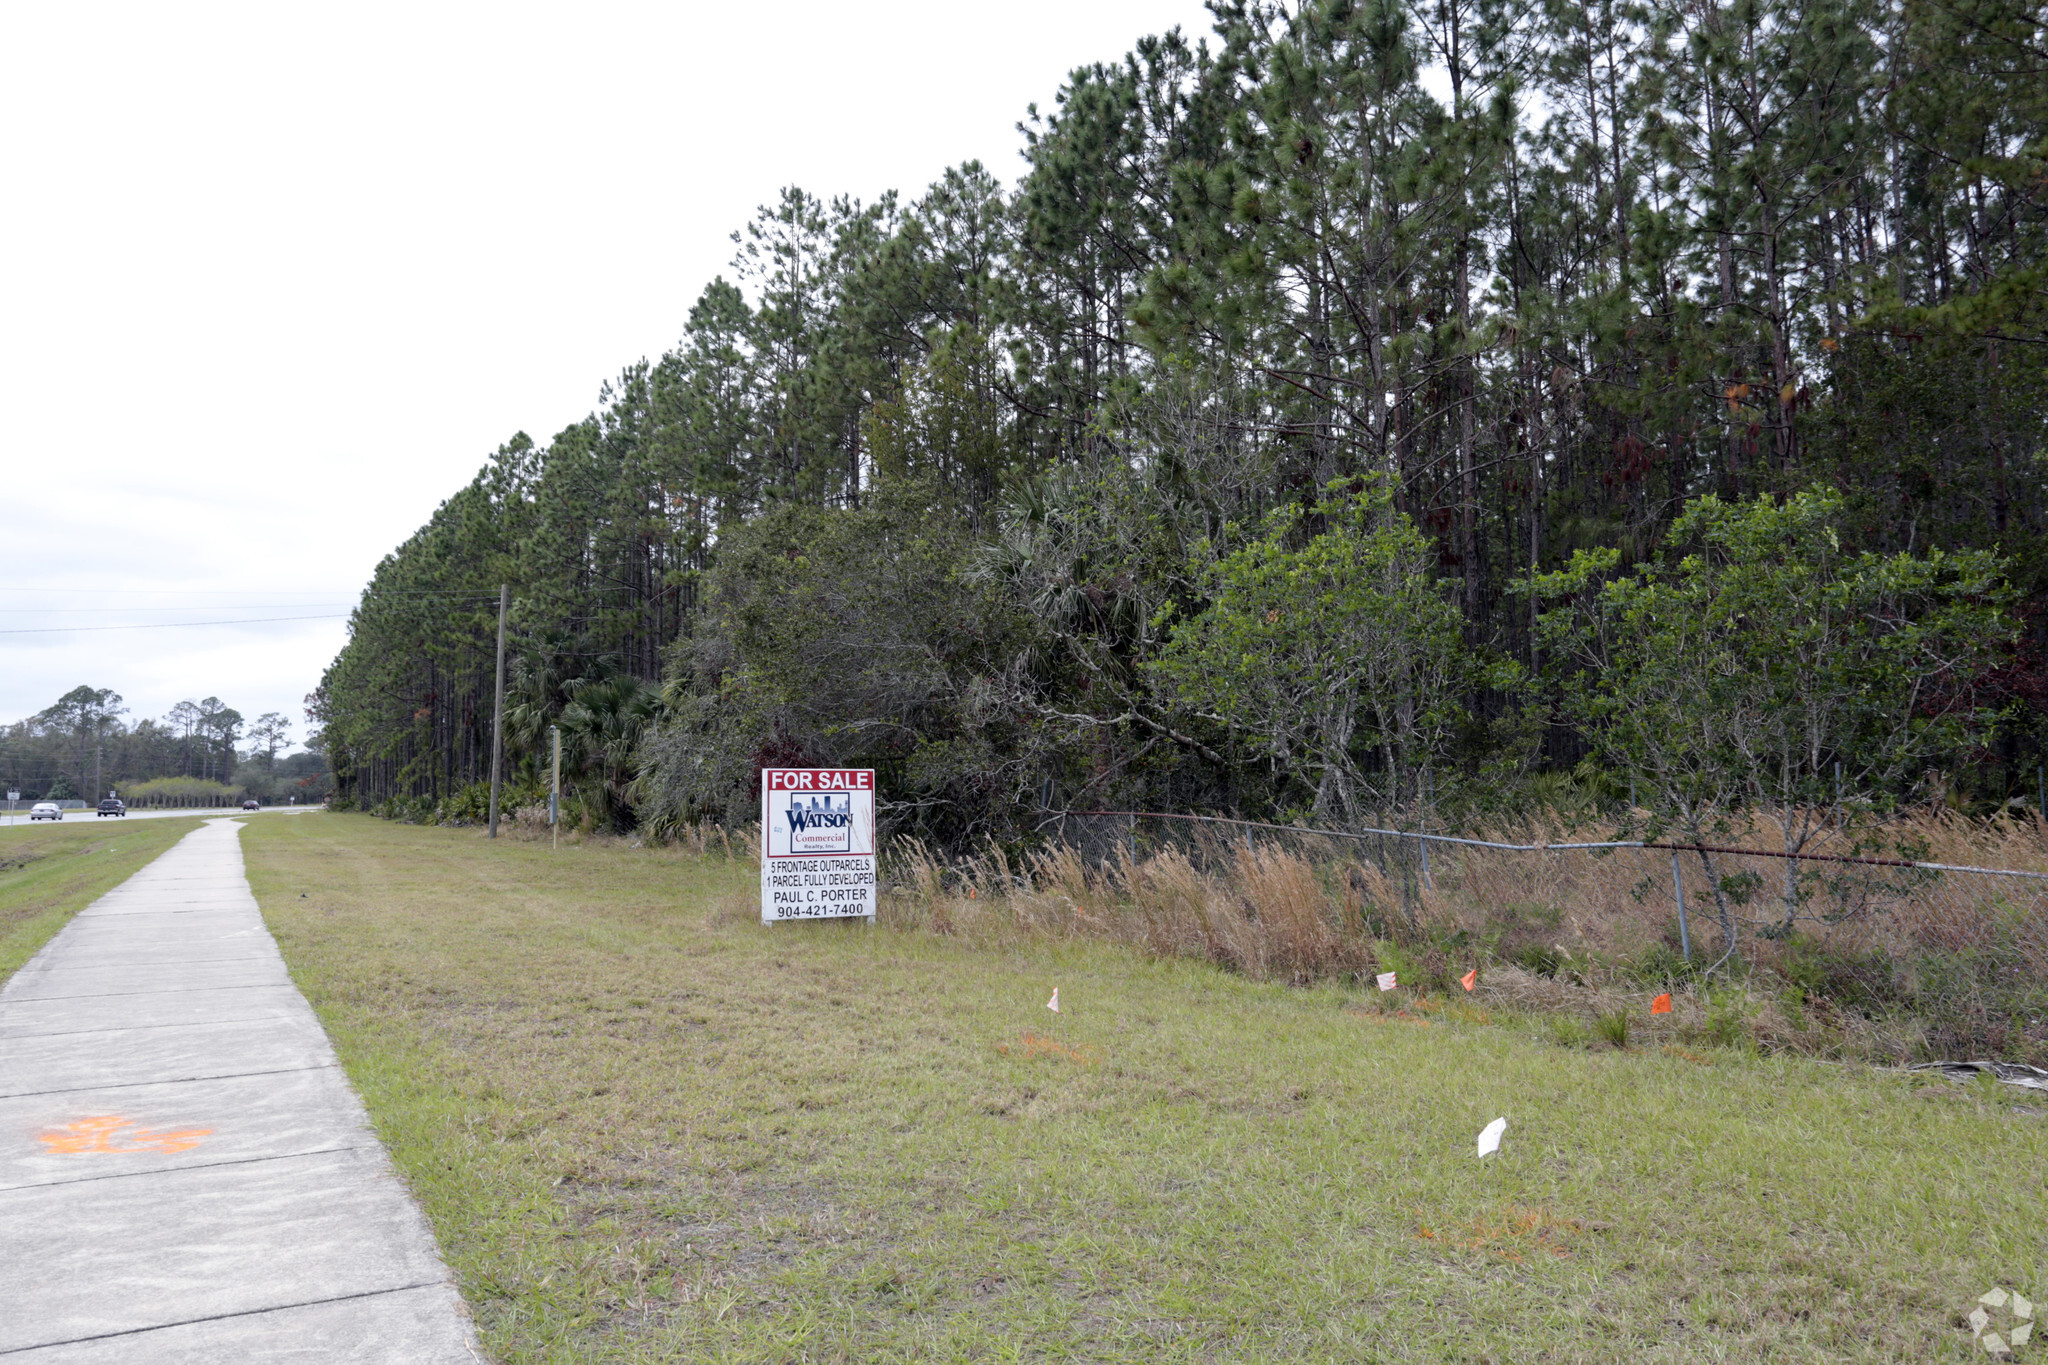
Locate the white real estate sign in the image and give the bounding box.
[760,768,877,923]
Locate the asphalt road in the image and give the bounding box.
[0,806,322,829]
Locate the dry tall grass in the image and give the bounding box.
[876,810,2048,1063]
[889,838,1377,985]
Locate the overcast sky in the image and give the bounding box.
[0,0,1219,749]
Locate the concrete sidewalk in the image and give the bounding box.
[0,818,480,1362]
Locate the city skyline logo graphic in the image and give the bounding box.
[780,791,853,853]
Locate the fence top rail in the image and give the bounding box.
[1053,810,2048,880]
[1054,809,1546,851]
[1640,840,2048,880]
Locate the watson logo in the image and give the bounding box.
[785,793,852,852]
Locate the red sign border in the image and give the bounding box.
[761,768,876,860]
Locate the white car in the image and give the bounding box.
[29,802,62,821]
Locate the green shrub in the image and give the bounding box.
[1370,936,1467,994]
[433,782,493,826]
[373,794,435,825]
[1509,944,1565,978]
[1595,1009,1631,1048]
[1700,990,1758,1052]
[1776,937,1903,1016]
[1626,942,1697,986]
[1549,1015,1592,1048]
[121,777,244,806]
[1371,941,1416,988]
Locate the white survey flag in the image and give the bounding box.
[1046,987,1060,1014]
[1376,971,1397,992]
[1477,1117,1507,1157]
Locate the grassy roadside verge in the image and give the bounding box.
[242,814,2047,1363]
[0,816,210,985]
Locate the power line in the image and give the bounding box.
[1,598,503,614]
[0,588,505,599]
[0,614,351,635]
[0,604,360,615]
[0,587,364,596]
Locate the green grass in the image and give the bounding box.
[0,815,211,985]
[240,814,2048,1363]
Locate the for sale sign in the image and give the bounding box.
[760,769,877,923]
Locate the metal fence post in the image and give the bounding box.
[1672,851,1692,962]
[1418,770,1434,891]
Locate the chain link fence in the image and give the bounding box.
[1030,809,2048,1062]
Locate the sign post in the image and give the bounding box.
[760,769,877,924]
[548,725,561,851]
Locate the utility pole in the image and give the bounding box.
[549,724,561,851]
[487,584,508,839]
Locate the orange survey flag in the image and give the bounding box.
[1651,993,1673,1015]
[1460,969,1477,992]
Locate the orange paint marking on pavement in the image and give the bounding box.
[38,1115,214,1155]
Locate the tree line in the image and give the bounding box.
[316,0,2046,851]
[0,686,326,805]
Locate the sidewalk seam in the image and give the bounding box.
[0,1062,338,1101]
[0,1145,363,1195]
[0,1281,457,1356]
[0,1013,297,1041]
[0,983,284,1004]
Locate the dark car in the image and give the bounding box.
[96,799,125,817]
[241,799,260,811]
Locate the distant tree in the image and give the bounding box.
[164,700,205,778]
[37,686,126,733]
[196,698,244,783]
[36,686,126,800]
[246,713,291,770]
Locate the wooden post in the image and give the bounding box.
[549,724,561,851]
[487,584,508,838]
